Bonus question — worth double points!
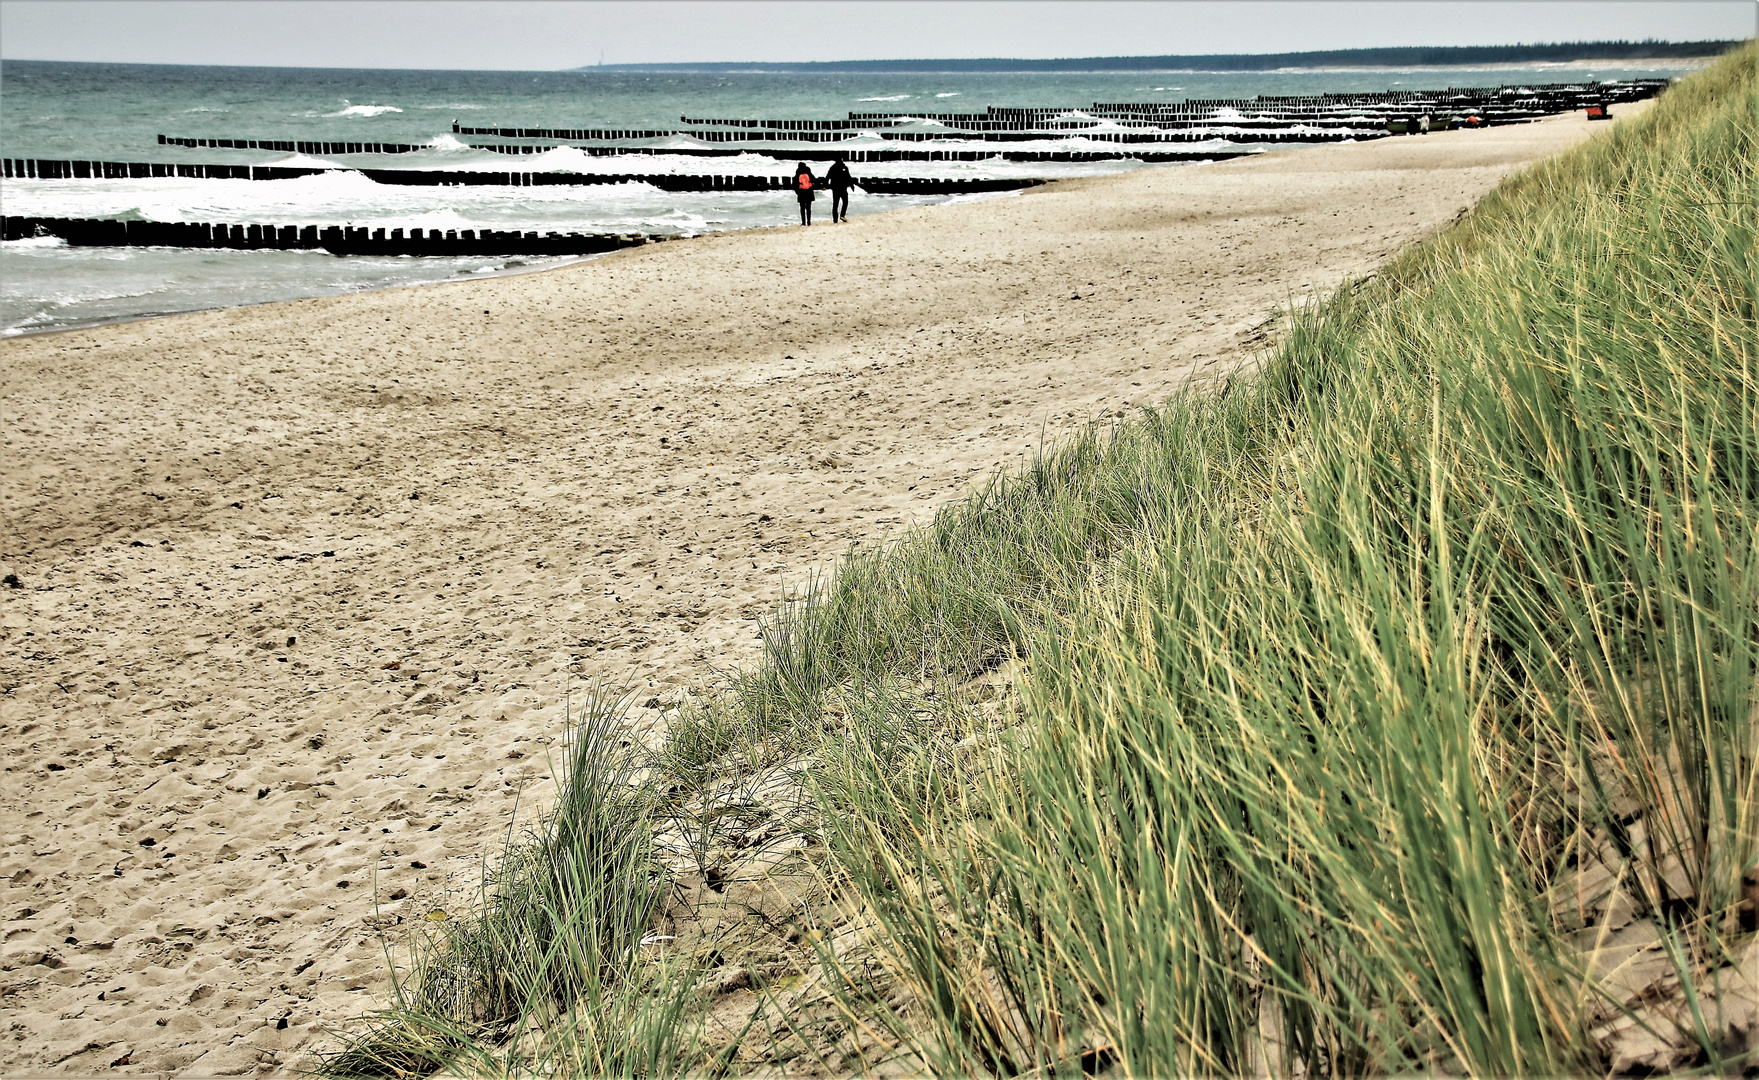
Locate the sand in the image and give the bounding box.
[0,107,1631,1075]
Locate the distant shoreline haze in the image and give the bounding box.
[584,39,1744,73]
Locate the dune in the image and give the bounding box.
[0,104,1636,1075]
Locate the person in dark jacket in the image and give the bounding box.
[826,157,853,223]
[793,162,816,225]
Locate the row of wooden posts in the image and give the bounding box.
[143,141,1256,164]
[2,215,658,256]
[464,144,1254,163]
[2,158,1051,193]
[5,78,1663,258]
[449,122,1388,143]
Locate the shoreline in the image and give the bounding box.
[0,189,1032,339]
[0,106,1636,1075]
[0,249,604,340]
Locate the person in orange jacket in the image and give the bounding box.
[793,162,816,226]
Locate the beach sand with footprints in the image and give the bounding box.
[0,105,1634,1075]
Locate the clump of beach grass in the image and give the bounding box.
[319,686,704,1078]
[811,42,1756,1077]
[322,40,1756,1078]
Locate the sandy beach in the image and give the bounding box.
[0,106,1632,1075]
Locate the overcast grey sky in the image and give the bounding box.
[1,1,1750,69]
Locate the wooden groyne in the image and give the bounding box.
[143,143,1255,165]
[2,215,657,256]
[439,78,1666,150]
[3,159,1054,194]
[464,144,1253,163]
[850,79,1669,126]
[839,177,1047,194]
[4,159,332,181]
[677,118,910,130]
[158,135,427,154]
[353,172,1047,194]
[449,122,1380,144]
[119,79,1664,189]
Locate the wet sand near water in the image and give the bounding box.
[0,106,1630,1075]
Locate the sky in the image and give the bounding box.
[1,1,1751,69]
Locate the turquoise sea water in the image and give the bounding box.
[0,58,1700,335]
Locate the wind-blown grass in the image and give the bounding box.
[323,42,1755,1078]
[320,687,700,1078]
[811,42,1756,1077]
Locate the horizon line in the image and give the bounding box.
[1,38,1745,75]
[584,39,1745,72]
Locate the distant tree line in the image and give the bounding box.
[588,39,1743,73]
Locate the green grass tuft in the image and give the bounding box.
[813,41,1757,1077]
[325,42,1757,1077]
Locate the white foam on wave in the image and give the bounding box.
[641,208,710,232]
[1,235,69,249]
[2,150,1173,236]
[3,137,1181,313]
[590,179,666,195]
[182,105,230,113]
[584,151,781,173]
[0,169,386,226]
[644,133,711,150]
[424,134,476,153]
[718,152,784,167]
[858,94,911,102]
[171,170,390,219]
[936,92,960,98]
[271,153,345,168]
[281,169,384,193]
[325,102,403,118]
[526,145,596,172]
[1180,137,1251,151]
[1081,120,1145,134]
[419,103,487,110]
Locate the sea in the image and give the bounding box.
[0,58,1703,336]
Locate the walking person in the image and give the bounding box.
[793,162,816,226]
[827,156,853,223]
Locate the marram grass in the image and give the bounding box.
[815,41,1755,1078]
[322,42,1756,1078]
